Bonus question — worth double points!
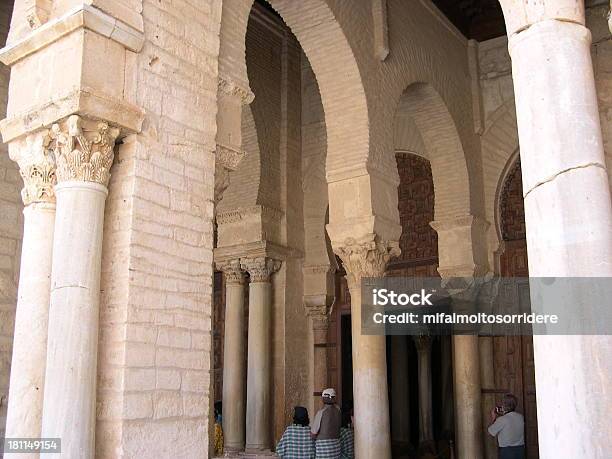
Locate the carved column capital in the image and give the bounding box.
[214,143,247,205]
[48,115,120,187]
[335,234,400,291]
[9,130,57,205]
[217,259,245,285]
[241,257,281,283]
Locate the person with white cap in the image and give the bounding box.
[311,388,342,458]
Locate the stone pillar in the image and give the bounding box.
[242,256,280,452]
[40,115,119,457]
[440,335,454,439]
[414,336,434,453]
[335,235,399,459]
[479,337,497,459]
[4,131,55,449]
[390,335,410,447]
[431,216,488,459]
[305,301,330,411]
[499,4,612,455]
[218,259,247,452]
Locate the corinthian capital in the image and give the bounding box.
[335,234,400,291]
[241,257,281,283]
[9,130,56,205]
[217,259,245,285]
[49,115,120,187]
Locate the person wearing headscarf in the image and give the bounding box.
[311,388,342,459]
[276,406,315,458]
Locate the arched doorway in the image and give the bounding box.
[495,157,539,458]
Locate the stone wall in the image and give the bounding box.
[95,0,221,457]
[0,0,18,441]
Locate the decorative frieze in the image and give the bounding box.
[10,131,57,205]
[335,234,400,290]
[241,257,281,283]
[48,115,120,187]
[218,76,255,105]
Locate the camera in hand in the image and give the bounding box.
[495,405,506,415]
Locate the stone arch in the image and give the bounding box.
[218,0,370,181]
[481,99,519,260]
[395,82,471,222]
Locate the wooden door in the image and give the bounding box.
[496,159,539,457]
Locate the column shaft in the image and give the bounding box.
[415,336,434,451]
[5,203,55,447]
[479,337,497,459]
[245,279,272,451]
[350,284,391,458]
[41,181,108,457]
[508,18,612,458]
[453,335,483,459]
[312,316,329,411]
[390,335,410,446]
[222,269,246,451]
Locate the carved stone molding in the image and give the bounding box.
[218,76,255,105]
[49,115,120,187]
[334,234,400,291]
[241,257,281,283]
[216,205,284,226]
[216,259,245,285]
[216,143,246,172]
[10,130,56,205]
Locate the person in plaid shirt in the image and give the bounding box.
[276,406,315,459]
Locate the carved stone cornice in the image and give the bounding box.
[10,130,56,205]
[48,115,120,187]
[218,76,255,105]
[216,259,245,285]
[241,257,281,283]
[334,234,400,291]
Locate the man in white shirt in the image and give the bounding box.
[488,393,525,459]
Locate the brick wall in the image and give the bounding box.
[0,0,19,442]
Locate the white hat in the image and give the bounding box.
[322,388,336,398]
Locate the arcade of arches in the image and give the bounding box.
[0,1,611,458]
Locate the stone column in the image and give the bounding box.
[414,336,434,453]
[305,304,330,411]
[440,335,454,439]
[218,259,247,452]
[4,131,56,450]
[242,256,280,452]
[430,216,489,459]
[390,335,410,447]
[499,5,612,455]
[479,337,497,459]
[40,115,119,457]
[335,235,399,459]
